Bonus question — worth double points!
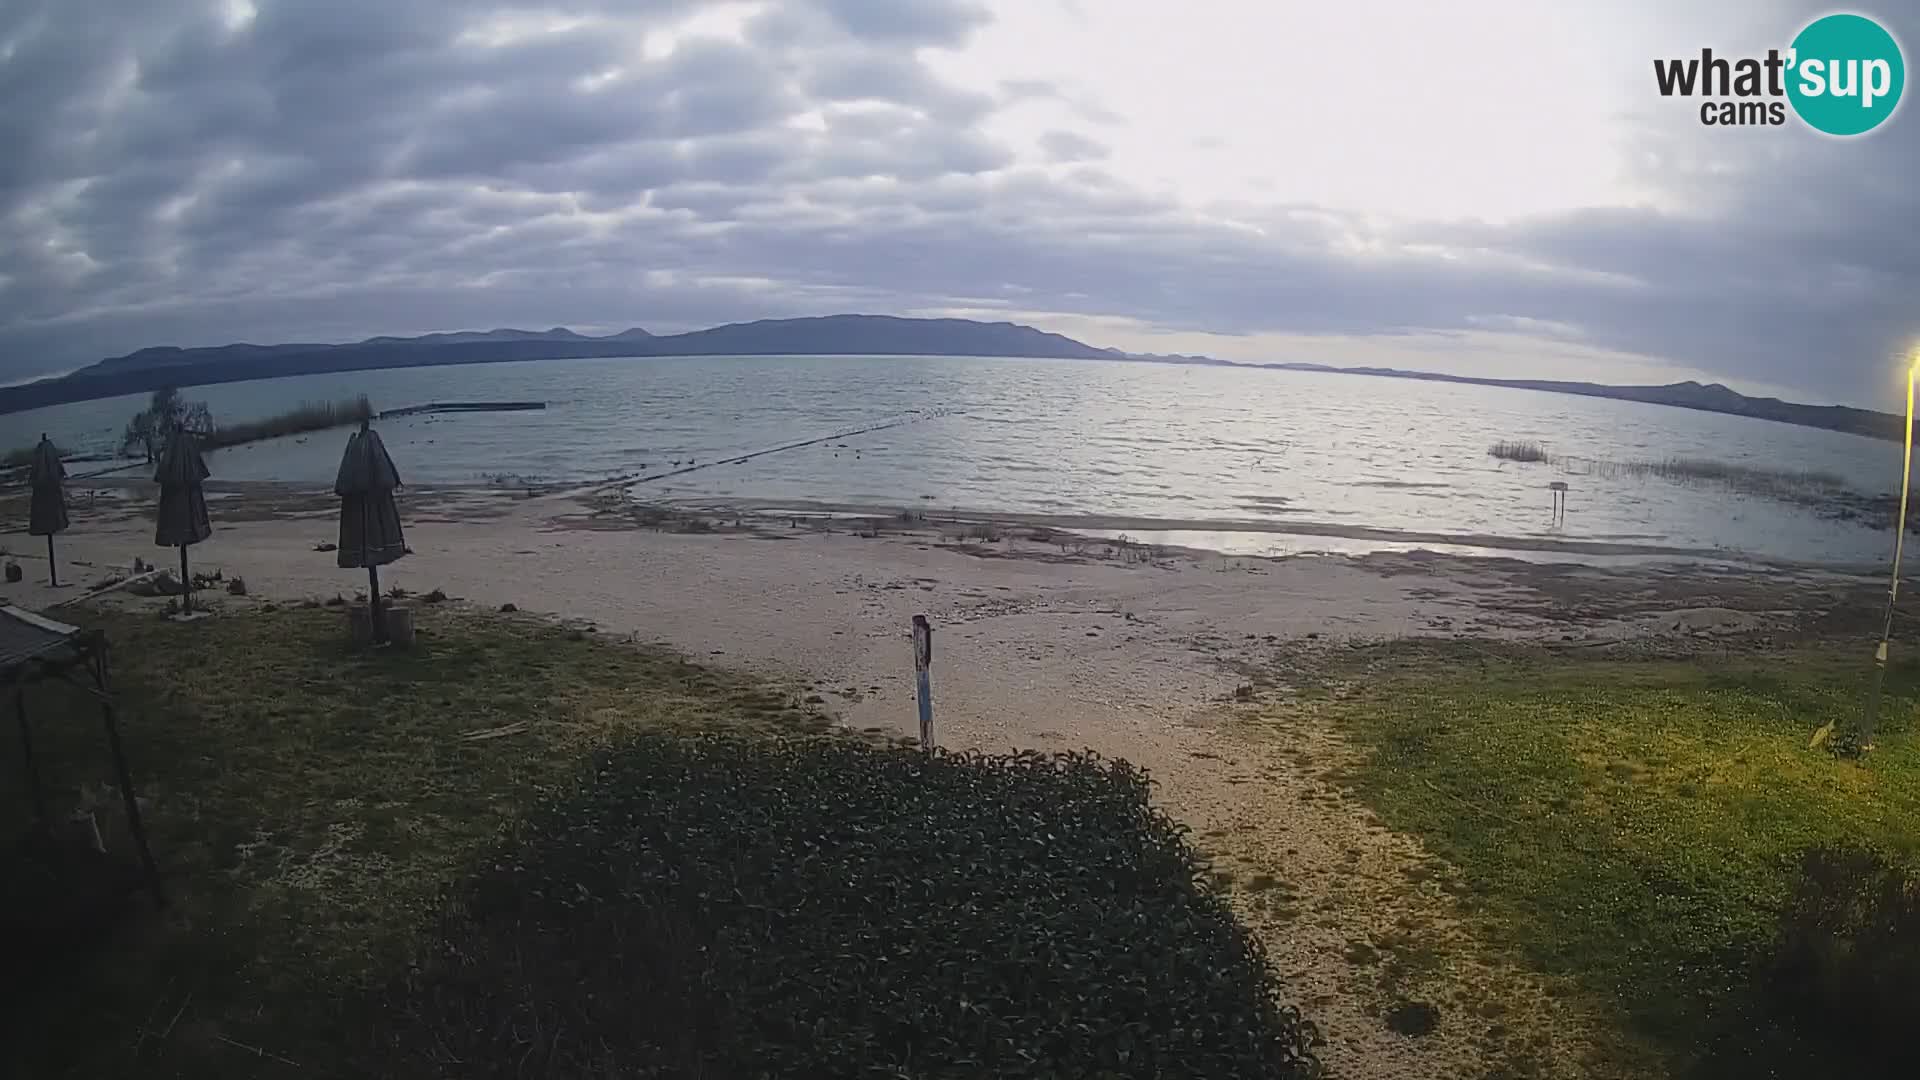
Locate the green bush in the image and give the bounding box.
[1700,844,1920,1079]
[365,736,1322,1078]
[1766,845,1918,1049]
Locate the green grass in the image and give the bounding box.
[1307,643,1920,1073]
[0,605,827,1079]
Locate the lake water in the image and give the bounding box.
[4,354,1905,568]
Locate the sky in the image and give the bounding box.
[1,0,1916,405]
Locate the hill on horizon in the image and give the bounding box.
[0,315,1121,416]
[0,314,1903,443]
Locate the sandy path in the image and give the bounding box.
[0,488,1866,1078]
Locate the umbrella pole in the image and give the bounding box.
[368,564,385,644]
[179,546,191,613]
[46,534,58,587]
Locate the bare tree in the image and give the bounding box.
[122,387,214,462]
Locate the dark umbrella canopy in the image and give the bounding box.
[153,430,212,548]
[27,435,69,537]
[335,424,407,568]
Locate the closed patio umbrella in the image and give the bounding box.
[27,434,69,586]
[335,419,407,643]
[154,428,212,611]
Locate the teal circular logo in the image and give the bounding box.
[1787,13,1905,135]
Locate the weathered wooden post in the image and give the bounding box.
[912,614,934,751]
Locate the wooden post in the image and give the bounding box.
[98,663,166,908]
[912,614,934,751]
[368,564,386,644]
[15,685,48,827]
[364,483,388,643]
[46,535,58,587]
[178,545,191,613]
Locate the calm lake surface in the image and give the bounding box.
[6,354,1904,568]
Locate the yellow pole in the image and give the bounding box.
[1861,358,1920,750]
[1894,364,1917,610]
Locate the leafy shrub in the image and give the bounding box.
[1765,845,1918,1051]
[365,736,1322,1078]
[121,387,213,461]
[1702,844,1920,1078]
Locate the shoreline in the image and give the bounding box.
[0,483,1886,666]
[22,473,1888,573]
[670,495,1858,569]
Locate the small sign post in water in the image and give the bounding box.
[912,614,934,751]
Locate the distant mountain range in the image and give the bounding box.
[0,313,1903,442]
[0,316,1118,414]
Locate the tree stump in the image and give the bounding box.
[347,604,375,646]
[384,604,416,647]
[68,809,105,854]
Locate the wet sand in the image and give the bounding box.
[0,483,1886,1078]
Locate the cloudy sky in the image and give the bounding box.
[2,0,1916,405]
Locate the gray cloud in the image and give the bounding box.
[0,0,1917,407]
[805,50,996,121]
[1038,130,1108,163]
[807,0,992,45]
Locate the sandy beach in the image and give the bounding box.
[0,481,1888,1078]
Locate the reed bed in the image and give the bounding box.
[202,394,373,450]
[0,441,61,470]
[1490,441,1852,500]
